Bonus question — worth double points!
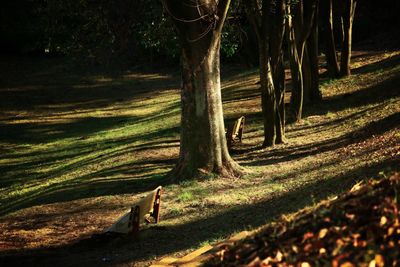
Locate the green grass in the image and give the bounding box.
[0,51,399,266]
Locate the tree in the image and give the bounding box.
[245,0,287,146]
[319,0,357,78]
[340,0,357,77]
[320,0,340,78]
[161,0,244,180]
[286,0,319,122]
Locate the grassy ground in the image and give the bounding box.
[0,50,399,266]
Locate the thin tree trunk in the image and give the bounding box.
[245,0,286,147]
[271,0,286,144]
[287,0,317,122]
[286,8,303,122]
[259,41,277,147]
[274,56,286,143]
[302,45,312,104]
[340,0,357,77]
[320,0,339,78]
[308,6,321,102]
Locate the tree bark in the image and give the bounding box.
[245,0,286,147]
[340,0,357,77]
[307,5,321,102]
[287,0,318,122]
[162,0,243,180]
[320,0,339,78]
[259,41,277,147]
[270,0,286,144]
[286,4,303,122]
[302,45,312,104]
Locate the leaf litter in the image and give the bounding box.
[207,173,400,267]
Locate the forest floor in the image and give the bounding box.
[0,48,399,266]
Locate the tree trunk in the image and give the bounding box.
[286,5,303,122]
[173,45,242,180]
[245,0,286,147]
[163,0,243,181]
[340,0,357,77]
[320,0,339,78]
[302,45,312,104]
[308,5,321,102]
[271,0,286,144]
[274,55,286,143]
[259,41,277,147]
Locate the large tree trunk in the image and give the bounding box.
[320,0,340,78]
[340,0,357,77]
[163,0,243,181]
[174,45,242,179]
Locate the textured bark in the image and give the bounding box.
[307,5,321,102]
[302,46,312,105]
[163,0,243,181]
[286,5,303,122]
[245,0,286,147]
[270,0,286,144]
[273,55,286,143]
[259,42,277,147]
[340,0,357,77]
[320,0,340,78]
[287,0,318,122]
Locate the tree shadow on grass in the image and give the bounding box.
[0,56,180,113]
[352,53,400,75]
[0,158,396,267]
[0,99,181,216]
[305,56,400,119]
[243,112,399,167]
[0,135,180,216]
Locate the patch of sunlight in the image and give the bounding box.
[122,73,172,80]
[93,76,113,83]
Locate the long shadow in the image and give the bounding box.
[244,112,399,167]
[0,95,181,215]
[0,159,397,267]
[0,56,180,113]
[0,128,180,216]
[352,53,400,75]
[308,76,399,119]
[0,115,137,144]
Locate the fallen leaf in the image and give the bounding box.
[275,250,283,262]
[387,227,394,236]
[261,256,273,265]
[380,216,387,226]
[302,232,314,242]
[319,228,328,239]
[375,254,385,267]
[340,262,355,267]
